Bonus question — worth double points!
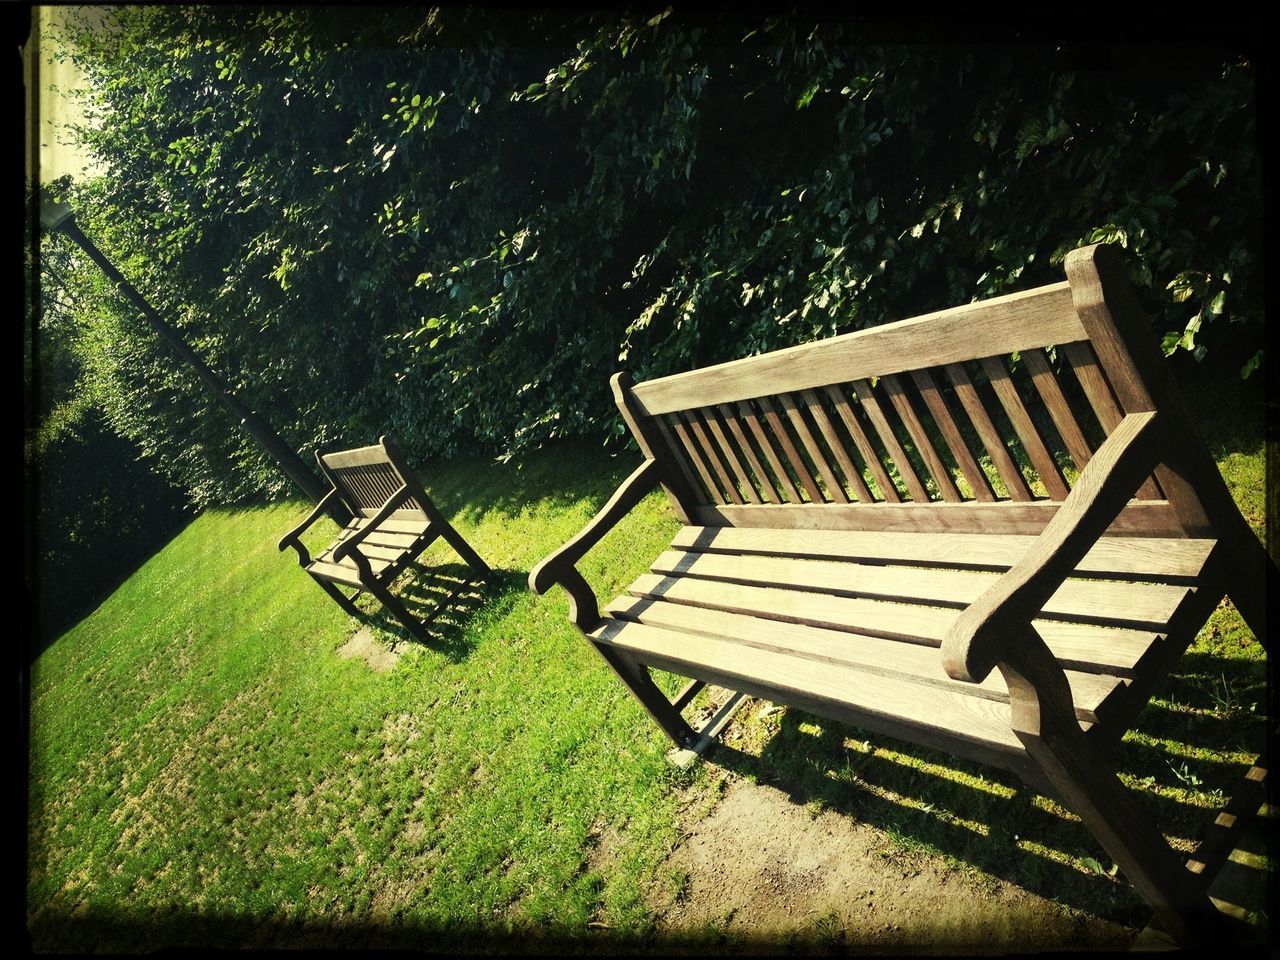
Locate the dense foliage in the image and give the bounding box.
[46,7,1263,504]
[29,219,192,645]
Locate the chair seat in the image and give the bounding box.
[592,525,1219,776]
[307,516,436,588]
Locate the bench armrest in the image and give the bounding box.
[942,411,1162,684]
[528,458,662,628]
[278,487,344,564]
[331,483,414,563]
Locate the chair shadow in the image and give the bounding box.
[690,672,1269,934]
[352,564,526,662]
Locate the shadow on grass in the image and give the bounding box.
[689,661,1269,934]
[354,565,528,661]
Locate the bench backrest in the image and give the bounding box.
[316,436,429,520]
[616,244,1205,538]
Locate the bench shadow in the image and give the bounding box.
[354,564,526,661]
[691,670,1270,934]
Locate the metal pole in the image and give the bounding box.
[41,199,341,513]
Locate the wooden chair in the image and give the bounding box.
[279,435,491,641]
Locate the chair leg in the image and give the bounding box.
[1220,518,1276,656]
[313,576,362,618]
[590,641,697,750]
[994,635,1235,945]
[436,520,493,579]
[366,578,429,644]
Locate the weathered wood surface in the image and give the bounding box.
[882,374,963,502]
[284,435,490,641]
[824,385,902,502]
[942,411,1162,683]
[943,361,1035,501]
[666,526,1215,580]
[631,282,1085,415]
[604,595,1125,725]
[529,243,1276,947]
[694,500,1184,536]
[619,573,1158,677]
[850,379,931,502]
[801,388,875,502]
[646,549,1189,629]
[909,369,997,501]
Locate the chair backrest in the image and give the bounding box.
[616,244,1205,538]
[316,436,429,520]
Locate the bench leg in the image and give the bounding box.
[1003,653,1227,946]
[1219,519,1276,656]
[366,578,430,644]
[434,519,493,580]
[312,576,362,618]
[590,641,697,750]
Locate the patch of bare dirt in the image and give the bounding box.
[337,626,402,672]
[649,777,1133,953]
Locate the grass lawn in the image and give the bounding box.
[27,371,1271,951]
[28,442,705,952]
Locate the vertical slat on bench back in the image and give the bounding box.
[317,440,428,519]
[617,279,1171,535]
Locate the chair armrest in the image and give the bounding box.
[942,411,1162,684]
[278,487,343,564]
[331,483,413,563]
[528,458,662,628]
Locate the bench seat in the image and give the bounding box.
[306,516,437,587]
[280,435,491,640]
[591,526,1218,781]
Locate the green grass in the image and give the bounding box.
[28,372,1271,951]
[28,442,702,952]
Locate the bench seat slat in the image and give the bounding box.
[319,542,405,564]
[604,596,1126,725]
[589,617,1036,772]
[346,516,432,535]
[649,549,1190,631]
[623,573,1156,677]
[667,526,1216,581]
[307,556,393,588]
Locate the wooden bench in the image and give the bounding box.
[529,243,1273,944]
[280,435,491,641]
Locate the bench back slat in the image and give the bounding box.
[616,258,1189,534]
[943,361,1035,501]
[757,395,824,504]
[1022,348,1096,475]
[782,392,850,504]
[801,389,875,503]
[317,438,429,519]
[882,374,963,503]
[977,355,1072,499]
[823,384,902,502]
[717,403,782,503]
[908,369,997,502]
[1062,341,1163,500]
[849,379,931,502]
[630,282,1083,416]
[700,408,762,504]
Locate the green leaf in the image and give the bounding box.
[1080,856,1106,876]
[796,82,819,110]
